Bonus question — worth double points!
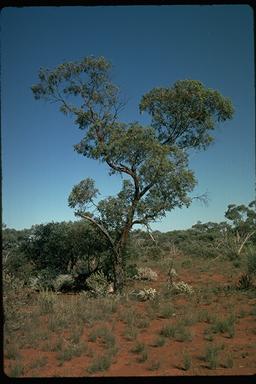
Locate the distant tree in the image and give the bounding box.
[2,226,32,278]
[32,56,234,292]
[224,201,256,256]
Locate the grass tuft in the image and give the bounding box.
[87,354,112,373]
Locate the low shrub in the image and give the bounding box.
[182,351,192,371]
[87,354,112,373]
[158,303,175,319]
[210,315,235,338]
[247,247,256,275]
[160,323,176,338]
[129,288,157,301]
[204,344,220,369]
[151,336,166,347]
[137,350,148,363]
[88,327,116,348]
[3,272,28,331]
[8,362,25,377]
[86,271,110,296]
[237,273,254,290]
[126,264,139,279]
[134,267,158,281]
[160,322,192,342]
[171,281,194,295]
[123,326,138,341]
[130,341,145,354]
[53,274,75,292]
[57,343,84,363]
[28,269,56,291]
[37,289,56,315]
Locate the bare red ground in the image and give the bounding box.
[4,259,256,377]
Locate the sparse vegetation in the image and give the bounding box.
[57,342,85,364]
[87,354,112,373]
[182,351,192,371]
[147,359,161,371]
[8,362,25,377]
[88,326,116,349]
[210,314,236,338]
[151,336,166,347]
[30,356,48,369]
[130,341,146,354]
[204,344,221,369]
[3,209,256,377]
[37,289,56,314]
[160,322,192,342]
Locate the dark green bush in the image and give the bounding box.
[126,264,139,278]
[247,247,256,275]
[21,221,112,283]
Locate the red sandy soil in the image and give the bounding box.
[4,259,256,377]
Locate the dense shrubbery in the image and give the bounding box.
[21,221,111,276]
[3,221,113,290]
[3,205,255,293]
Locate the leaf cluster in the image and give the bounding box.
[140,79,234,150]
[32,57,235,242]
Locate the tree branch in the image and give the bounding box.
[191,192,209,206]
[75,211,116,251]
[238,230,256,255]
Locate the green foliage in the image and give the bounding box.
[130,341,146,354]
[134,267,158,281]
[86,271,110,296]
[68,178,99,211]
[129,288,157,301]
[32,56,234,292]
[224,201,256,257]
[126,263,139,278]
[151,336,166,347]
[182,351,192,371]
[29,269,56,290]
[30,356,48,369]
[204,344,221,369]
[3,226,34,280]
[247,246,256,275]
[4,341,21,360]
[3,272,29,331]
[171,281,194,295]
[57,343,84,363]
[225,201,256,234]
[140,79,234,150]
[53,274,75,292]
[87,353,112,373]
[123,326,138,341]
[160,322,192,341]
[210,315,236,338]
[137,349,148,363]
[22,220,111,287]
[8,362,25,377]
[158,303,175,319]
[237,273,254,290]
[160,323,176,338]
[37,289,56,314]
[88,327,116,348]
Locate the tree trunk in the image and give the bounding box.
[113,252,126,293]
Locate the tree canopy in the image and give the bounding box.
[32,56,234,291]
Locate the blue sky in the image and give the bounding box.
[1,5,255,231]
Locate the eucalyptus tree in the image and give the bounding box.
[225,201,256,256]
[32,56,234,292]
